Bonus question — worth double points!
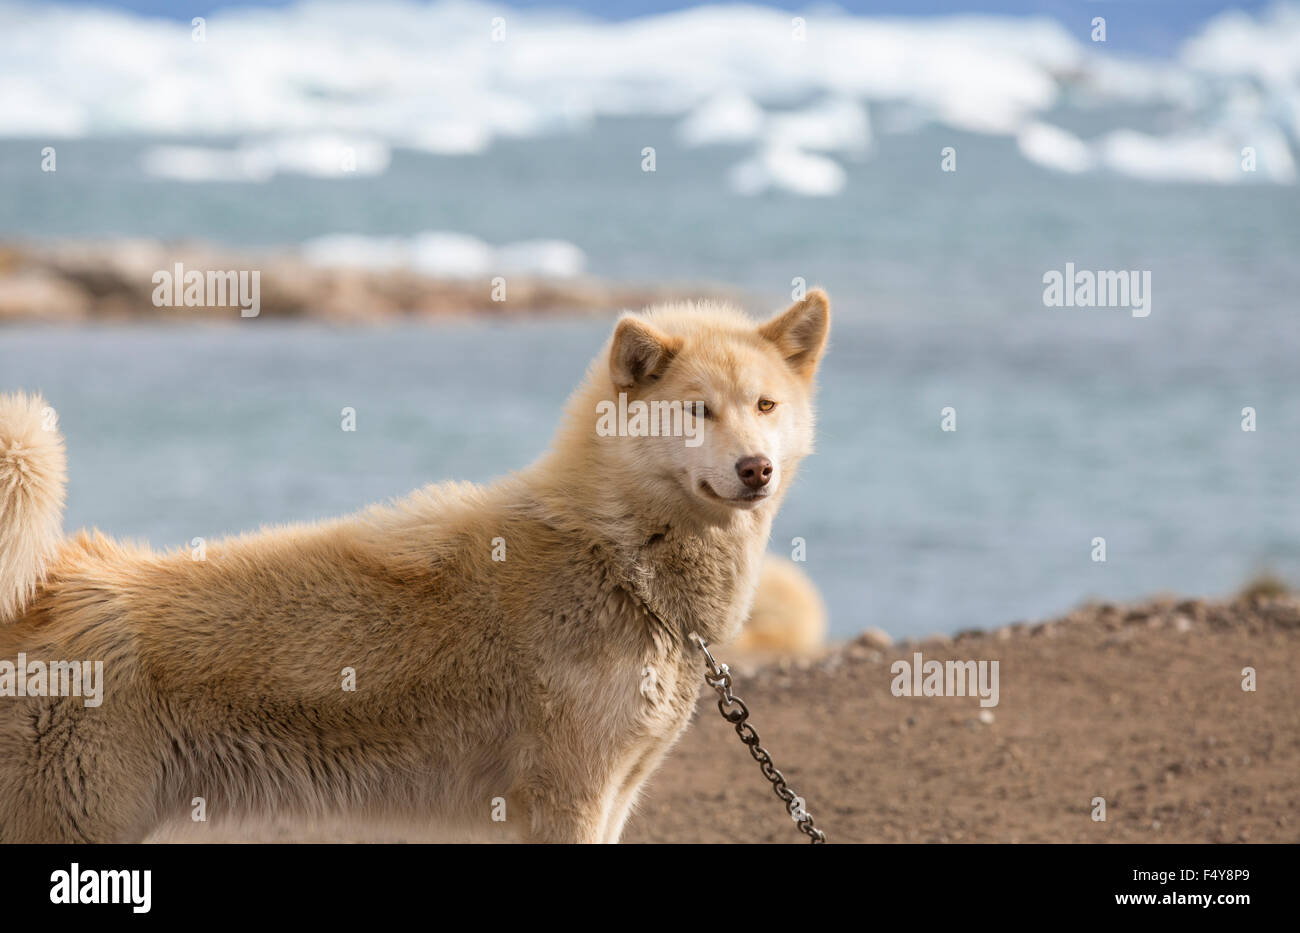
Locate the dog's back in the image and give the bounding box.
[0,471,540,840]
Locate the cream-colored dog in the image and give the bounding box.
[0,291,829,843]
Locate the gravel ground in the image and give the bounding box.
[625,595,1300,843]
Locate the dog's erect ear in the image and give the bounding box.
[609,316,682,389]
[759,289,830,380]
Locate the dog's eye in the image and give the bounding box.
[757,399,777,413]
[688,402,712,419]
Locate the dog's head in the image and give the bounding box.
[596,290,829,517]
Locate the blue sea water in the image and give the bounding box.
[2,116,1298,638]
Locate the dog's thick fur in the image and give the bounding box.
[0,292,829,843]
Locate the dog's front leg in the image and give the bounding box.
[597,743,670,844]
[517,764,612,844]
[522,791,609,844]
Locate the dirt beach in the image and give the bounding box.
[626,593,1300,844]
[168,592,1298,843]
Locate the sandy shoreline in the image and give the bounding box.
[157,591,1298,843]
[0,239,735,323]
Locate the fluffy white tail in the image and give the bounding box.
[0,392,67,623]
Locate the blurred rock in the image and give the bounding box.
[858,627,893,651]
[0,270,90,321]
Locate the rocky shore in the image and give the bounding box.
[0,240,732,323]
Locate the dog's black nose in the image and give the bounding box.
[735,455,773,489]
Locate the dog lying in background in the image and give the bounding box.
[734,555,827,658]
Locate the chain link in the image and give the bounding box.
[689,633,827,844]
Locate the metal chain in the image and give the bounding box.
[689,633,827,844]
